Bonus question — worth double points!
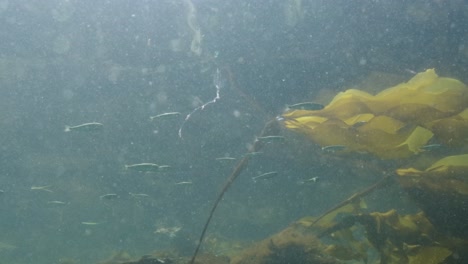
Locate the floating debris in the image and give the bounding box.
[321,145,347,153]
[31,185,53,193]
[150,112,181,121]
[252,171,279,181]
[175,181,193,185]
[64,122,103,132]
[286,102,324,110]
[125,163,160,172]
[99,193,119,200]
[256,135,285,143]
[179,68,222,139]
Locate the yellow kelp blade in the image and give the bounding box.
[321,94,374,120]
[343,113,374,126]
[407,246,452,264]
[426,154,468,174]
[397,154,468,176]
[282,109,327,130]
[356,115,405,134]
[374,69,467,113]
[282,69,468,159]
[427,108,468,146]
[384,103,450,125]
[397,154,468,238]
[394,126,434,154]
[364,210,454,264]
[284,114,433,159]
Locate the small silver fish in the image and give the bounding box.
[125,163,160,172]
[129,192,150,198]
[99,193,119,200]
[150,112,181,121]
[321,145,346,153]
[256,136,285,143]
[31,185,53,192]
[252,171,279,181]
[157,165,171,171]
[175,181,193,185]
[300,177,319,184]
[154,226,182,238]
[419,144,443,151]
[64,122,103,132]
[215,157,236,161]
[47,200,67,205]
[286,102,324,111]
[81,222,101,225]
